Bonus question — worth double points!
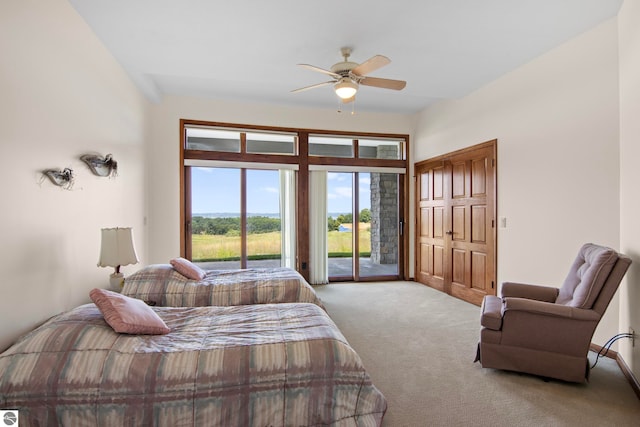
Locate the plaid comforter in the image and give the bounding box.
[0,303,385,426]
[122,265,324,309]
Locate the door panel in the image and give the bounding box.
[415,140,496,306]
[420,208,430,238]
[452,249,466,283]
[452,162,466,198]
[433,167,444,199]
[471,251,487,290]
[420,243,431,275]
[471,205,486,242]
[452,206,465,240]
[434,207,444,238]
[472,158,487,196]
[433,245,445,280]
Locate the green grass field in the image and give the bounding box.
[192,230,371,262]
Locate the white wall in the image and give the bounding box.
[0,0,148,350]
[413,18,621,345]
[618,0,640,381]
[147,95,416,265]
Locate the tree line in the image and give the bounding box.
[191,216,279,236]
[327,209,371,232]
[192,208,371,236]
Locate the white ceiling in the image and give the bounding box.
[68,0,622,114]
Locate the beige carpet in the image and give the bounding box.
[314,281,640,427]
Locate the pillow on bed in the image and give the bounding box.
[170,257,206,280]
[89,288,170,335]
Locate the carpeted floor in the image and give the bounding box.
[314,281,640,427]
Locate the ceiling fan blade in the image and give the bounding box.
[291,81,335,93]
[351,55,391,76]
[360,76,407,91]
[297,64,341,79]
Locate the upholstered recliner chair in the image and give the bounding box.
[475,243,631,383]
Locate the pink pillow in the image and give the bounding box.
[170,257,206,280]
[89,288,170,335]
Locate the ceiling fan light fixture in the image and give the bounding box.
[334,78,358,99]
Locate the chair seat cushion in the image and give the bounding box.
[481,295,503,331]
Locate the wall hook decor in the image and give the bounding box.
[43,168,75,190]
[81,153,118,178]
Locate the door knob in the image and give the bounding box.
[445,230,453,235]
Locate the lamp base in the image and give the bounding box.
[109,272,125,292]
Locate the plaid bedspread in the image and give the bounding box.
[0,303,385,426]
[121,265,324,309]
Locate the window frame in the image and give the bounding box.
[180,119,410,282]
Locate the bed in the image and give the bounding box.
[0,301,385,426]
[121,264,324,309]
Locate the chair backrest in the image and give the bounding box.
[556,243,629,311]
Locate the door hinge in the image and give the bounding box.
[491,281,495,289]
[491,219,495,228]
[492,159,495,167]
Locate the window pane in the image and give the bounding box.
[358,173,372,274]
[190,167,241,269]
[246,132,296,155]
[246,169,281,268]
[327,172,353,277]
[186,128,241,153]
[309,136,354,158]
[358,138,403,160]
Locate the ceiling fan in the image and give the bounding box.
[292,47,406,103]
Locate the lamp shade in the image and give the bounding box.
[334,78,358,99]
[98,227,139,269]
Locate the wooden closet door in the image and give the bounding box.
[415,141,496,306]
[448,145,495,305]
[416,160,448,292]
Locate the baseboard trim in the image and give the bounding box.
[590,343,640,400]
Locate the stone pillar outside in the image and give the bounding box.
[370,145,398,264]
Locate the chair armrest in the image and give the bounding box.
[501,282,559,302]
[500,298,601,356]
[503,297,600,321]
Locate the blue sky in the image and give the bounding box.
[191,168,370,214]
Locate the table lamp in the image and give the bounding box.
[98,227,139,291]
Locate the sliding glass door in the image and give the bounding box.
[245,169,282,268]
[327,172,353,279]
[188,166,294,270]
[360,172,399,278]
[325,171,400,281]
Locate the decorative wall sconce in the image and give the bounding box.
[42,168,74,190]
[81,153,118,178]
